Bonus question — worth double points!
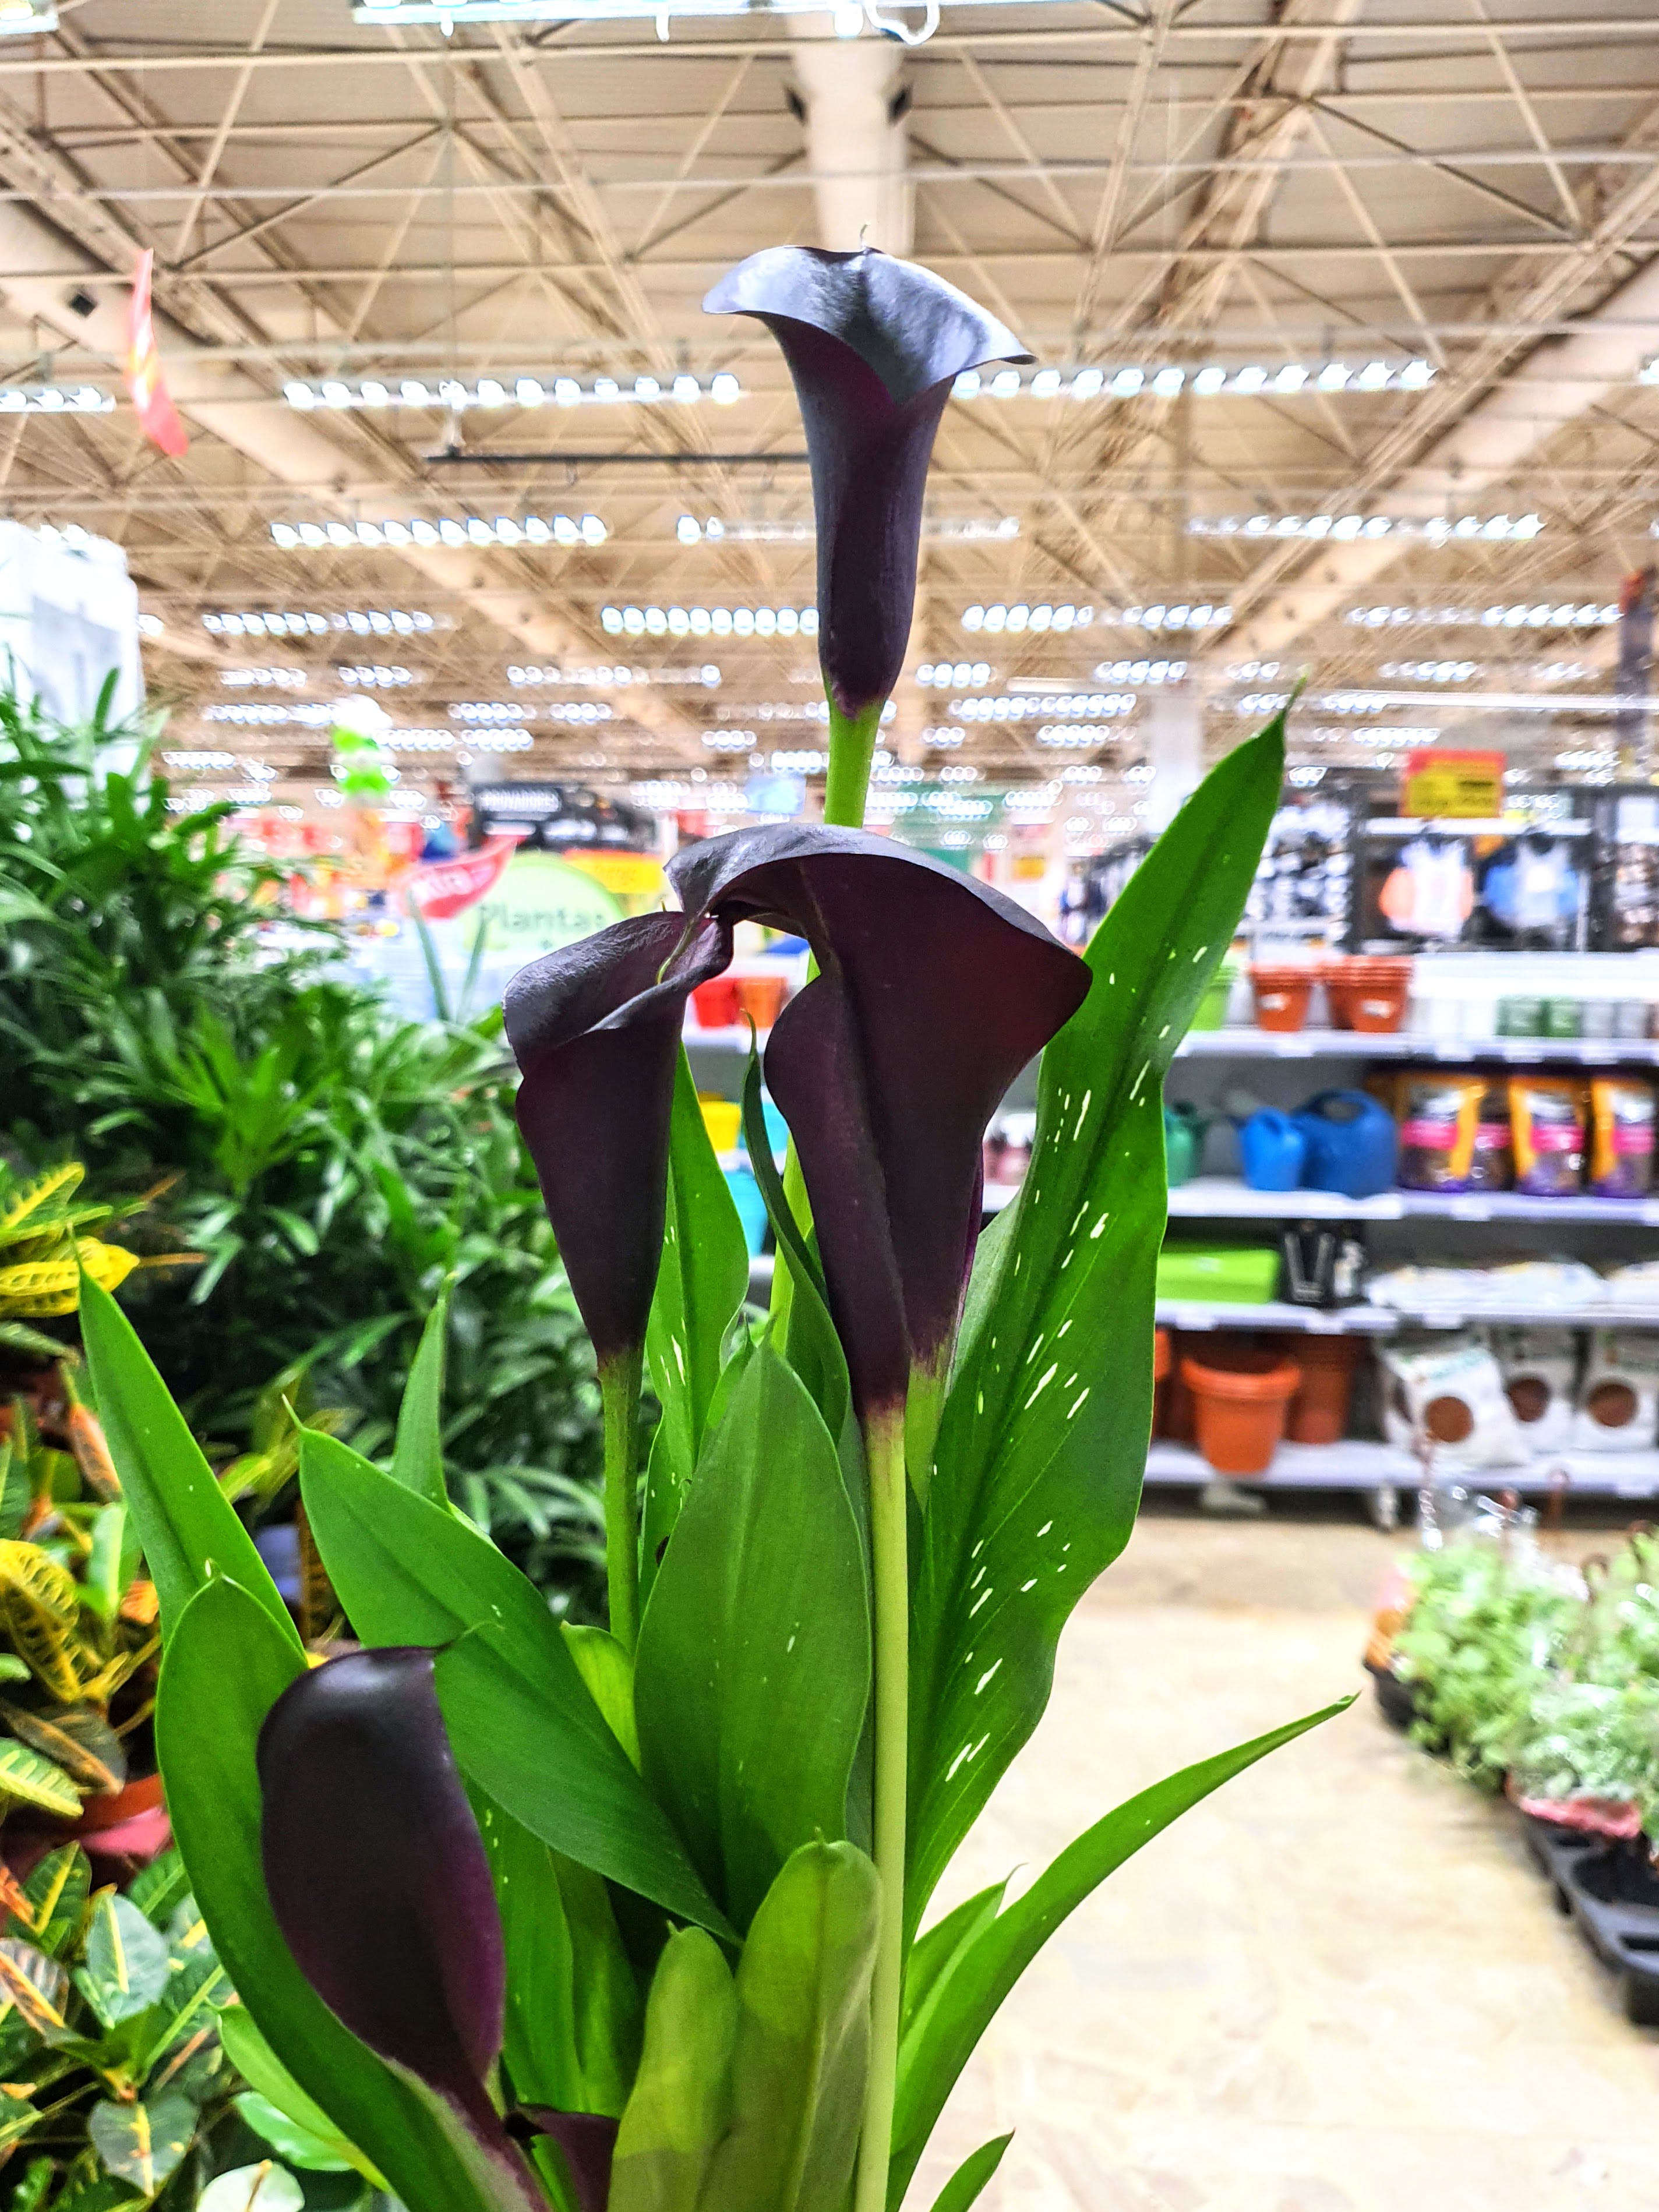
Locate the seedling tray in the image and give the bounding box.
[1522,1815,1659,2027]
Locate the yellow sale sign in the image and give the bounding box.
[1401,749,1505,818]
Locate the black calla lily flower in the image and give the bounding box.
[506,825,1088,1427]
[703,248,1029,745]
[258,1648,543,2212]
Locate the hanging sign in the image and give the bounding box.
[404,833,521,922]
[1401,749,1505,819]
[124,250,188,458]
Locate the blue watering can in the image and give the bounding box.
[1238,1108,1308,1192]
[1294,1089,1398,1199]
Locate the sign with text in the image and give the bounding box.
[1401,749,1505,819]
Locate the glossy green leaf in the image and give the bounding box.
[19,1844,89,1959]
[218,2005,384,2183]
[739,1055,850,1453]
[609,1928,736,2212]
[889,1695,1349,2203]
[561,1624,640,1769]
[235,2091,358,2172]
[79,1273,299,1653]
[89,2090,196,2192]
[634,1345,869,1930]
[908,721,1285,1932]
[644,1051,749,1523]
[698,1839,879,2212]
[76,1893,170,2027]
[393,1291,450,1508]
[298,1428,730,1937]
[128,1849,191,1930]
[157,1574,507,2212]
[928,2134,1012,2212]
[475,1793,642,2118]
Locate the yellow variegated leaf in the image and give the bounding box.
[0,1243,140,1319]
[0,1704,123,1793]
[0,1544,84,1702]
[0,1740,83,1819]
[0,1165,83,1244]
[0,1938,70,2035]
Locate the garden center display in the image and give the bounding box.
[80,248,1337,2212]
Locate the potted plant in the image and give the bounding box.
[82,246,1341,2212]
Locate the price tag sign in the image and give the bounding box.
[1400,748,1505,818]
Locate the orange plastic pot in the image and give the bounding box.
[1153,1326,1172,1436]
[1284,1330,1361,1444]
[691,977,741,1029]
[735,974,789,1030]
[1323,956,1412,1034]
[1180,1344,1302,1475]
[1249,964,1315,1034]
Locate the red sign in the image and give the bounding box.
[404,834,521,922]
[125,250,188,459]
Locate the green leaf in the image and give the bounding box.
[217,2005,384,2183]
[634,1345,870,1931]
[128,1849,191,1930]
[88,2090,196,2193]
[643,1051,749,1557]
[156,1574,511,2212]
[19,1844,89,1958]
[235,2091,358,2172]
[79,1273,299,1654]
[739,1055,849,1451]
[76,1892,171,2027]
[0,1739,82,1819]
[392,1291,450,1508]
[888,1695,1349,2203]
[609,1928,736,2212]
[298,1428,731,1937]
[0,1938,70,2037]
[909,722,1285,1934]
[698,1839,880,2212]
[560,1624,640,1769]
[928,2134,1012,2212]
[475,1796,641,2119]
[0,1441,29,1540]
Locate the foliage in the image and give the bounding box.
[0,1164,153,1366]
[0,693,603,1608]
[0,1843,241,2206]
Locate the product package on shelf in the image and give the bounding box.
[1379,1334,1530,1472]
[1569,1331,1659,1453]
[1589,1077,1657,1197]
[1510,1075,1589,1195]
[1489,1325,1579,1453]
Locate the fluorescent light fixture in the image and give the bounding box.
[271,514,605,550]
[945,692,1137,723]
[1092,659,1189,684]
[1639,358,1659,386]
[284,373,737,411]
[1190,511,1541,542]
[202,704,338,726]
[338,665,418,687]
[952,358,1434,402]
[959,602,1094,634]
[678,513,1013,543]
[916,662,994,688]
[0,1,55,35]
[204,609,438,636]
[1343,602,1618,630]
[600,605,817,637]
[0,384,112,413]
[220,667,309,690]
[506,662,722,688]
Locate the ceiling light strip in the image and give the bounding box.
[953,359,1434,402]
[285,374,739,411]
[270,515,606,549]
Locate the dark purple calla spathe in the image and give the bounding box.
[257,1648,541,2211]
[505,911,730,1372]
[704,248,1029,721]
[506,825,1088,1422]
[520,2111,617,2212]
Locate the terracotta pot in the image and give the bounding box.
[1283,1330,1361,1444]
[1152,1326,1172,1437]
[1180,1344,1302,1475]
[735,974,789,1030]
[1164,1333,1197,1443]
[1323,956,1412,1034]
[75,1771,165,1835]
[1249,964,1315,1034]
[690,977,741,1029]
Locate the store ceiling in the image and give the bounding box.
[1,0,1658,829]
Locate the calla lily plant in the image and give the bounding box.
[83,245,1340,2212]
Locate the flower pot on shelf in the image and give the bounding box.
[1283,1330,1361,1445]
[1180,1343,1301,1475]
[690,977,742,1028]
[1249,963,1315,1033]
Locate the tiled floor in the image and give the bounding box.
[908,1503,1659,2212]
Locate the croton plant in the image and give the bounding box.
[83,247,1338,2212]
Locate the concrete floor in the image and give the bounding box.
[908,1501,1659,2212]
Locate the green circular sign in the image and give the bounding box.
[465,850,623,959]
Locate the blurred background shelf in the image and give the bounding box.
[1145,1440,1659,1500]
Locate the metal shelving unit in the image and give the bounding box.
[1173,1027,1659,1065]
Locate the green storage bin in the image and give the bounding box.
[1187,955,1237,1033]
[1156,1244,1280,1305]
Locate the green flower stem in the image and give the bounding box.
[855,1404,909,2212]
[824,698,885,829]
[765,1144,813,1336]
[599,1348,643,1651]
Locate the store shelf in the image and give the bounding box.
[1145,1439,1659,1500]
[1165,1176,1659,1225]
[1174,1026,1659,1064]
[1157,1298,1659,1335]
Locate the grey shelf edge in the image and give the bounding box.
[1145,1439,1659,1500]
[1164,1177,1659,1225]
[1155,1300,1659,1334]
[1174,1027,1659,1063]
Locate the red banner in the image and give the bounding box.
[404,834,521,922]
[125,249,188,459]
